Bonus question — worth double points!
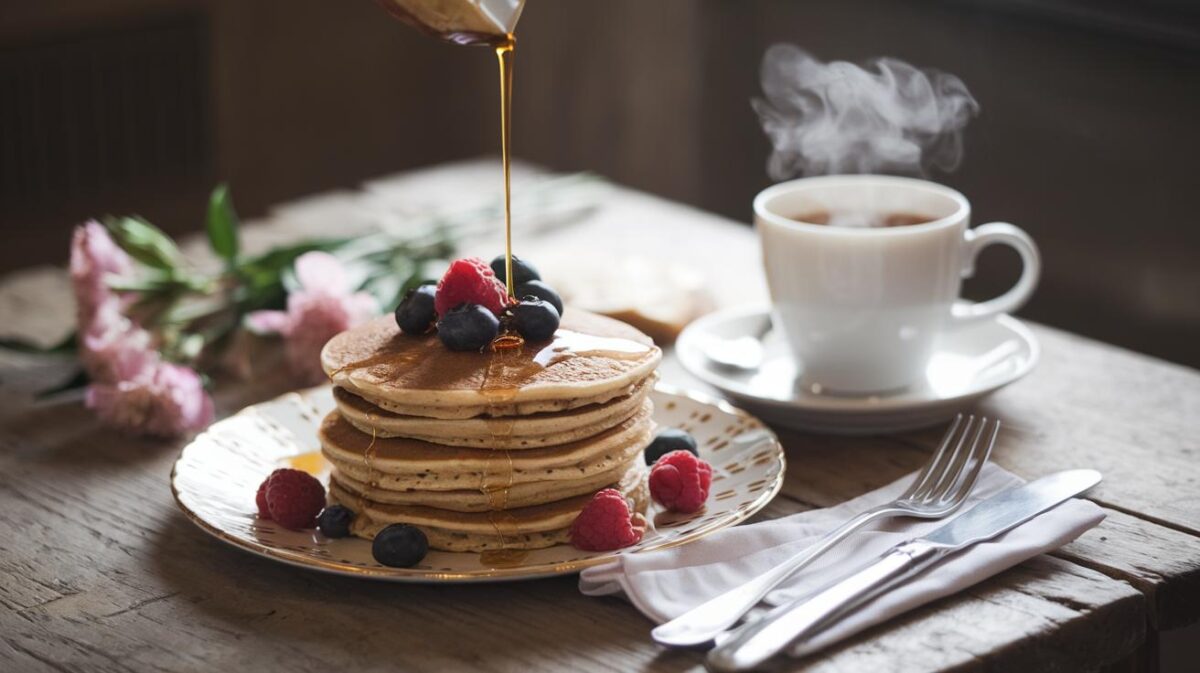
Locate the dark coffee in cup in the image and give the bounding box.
[788,210,934,228]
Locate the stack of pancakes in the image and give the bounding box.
[319,309,662,553]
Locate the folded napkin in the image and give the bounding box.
[580,464,1104,658]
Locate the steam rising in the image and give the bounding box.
[753,45,980,180]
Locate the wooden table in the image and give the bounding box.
[2,160,1198,673]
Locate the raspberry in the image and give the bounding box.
[262,468,326,530]
[649,450,713,514]
[255,479,271,519]
[569,488,646,551]
[434,257,509,317]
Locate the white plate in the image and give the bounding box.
[171,384,785,583]
[677,305,1038,434]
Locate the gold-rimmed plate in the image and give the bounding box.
[170,384,785,582]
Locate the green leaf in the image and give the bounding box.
[104,215,183,271]
[234,238,351,312]
[106,270,211,294]
[206,184,240,264]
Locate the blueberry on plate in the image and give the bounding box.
[490,254,540,286]
[644,428,700,465]
[437,303,500,351]
[394,284,437,335]
[372,523,429,568]
[510,298,560,342]
[317,505,354,538]
[515,280,563,315]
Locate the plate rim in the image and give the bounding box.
[676,304,1040,414]
[170,383,786,583]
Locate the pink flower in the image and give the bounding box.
[70,220,133,326]
[86,361,215,437]
[79,299,157,383]
[247,252,378,385]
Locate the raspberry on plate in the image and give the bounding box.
[255,480,272,519]
[569,488,646,551]
[648,450,713,514]
[434,257,510,317]
[260,468,326,530]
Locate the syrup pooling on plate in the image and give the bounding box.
[285,450,328,476]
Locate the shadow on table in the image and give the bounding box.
[0,395,172,470]
[148,509,704,671]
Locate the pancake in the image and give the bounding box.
[333,374,655,448]
[330,455,643,512]
[321,309,662,419]
[319,400,655,491]
[329,464,649,552]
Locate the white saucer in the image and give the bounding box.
[676,305,1039,435]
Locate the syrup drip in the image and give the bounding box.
[492,333,524,351]
[532,330,654,367]
[328,348,420,380]
[479,338,527,550]
[356,413,381,532]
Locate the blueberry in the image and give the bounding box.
[394,284,438,335]
[644,428,700,465]
[490,254,540,286]
[516,280,563,315]
[317,505,354,538]
[437,303,499,351]
[372,523,429,568]
[510,299,561,342]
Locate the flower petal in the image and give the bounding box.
[294,251,348,293]
[245,310,290,335]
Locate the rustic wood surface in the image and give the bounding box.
[1,160,1198,672]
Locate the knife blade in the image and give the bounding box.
[707,469,1101,672]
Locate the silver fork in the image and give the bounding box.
[651,414,998,648]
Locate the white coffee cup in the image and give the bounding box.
[755,175,1040,393]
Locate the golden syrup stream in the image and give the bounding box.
[496,34,517,301]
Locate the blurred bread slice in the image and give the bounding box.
[542,256,714,345]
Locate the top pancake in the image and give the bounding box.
[322,309,662,416]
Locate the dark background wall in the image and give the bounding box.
[2,0,1198,366]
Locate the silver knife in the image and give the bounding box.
[707,469,1102,672]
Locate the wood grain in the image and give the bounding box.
[1,161,1198,672]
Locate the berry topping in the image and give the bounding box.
[515,280,563,316]
[435,257,509,317]
[317,504,355,538]
[261,468,326,530]
[644,428,700,465]
[648,451,712,514]
[255,480,271,519]
[437,303,500,351]
[372,523,429,567]
[569,488,646,551]
[510,298,560,342]
[490,254,541,286]
[394,284,437,334]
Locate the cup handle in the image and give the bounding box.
[952,222,1041,323]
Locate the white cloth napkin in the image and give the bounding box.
[579,464,1104,658]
